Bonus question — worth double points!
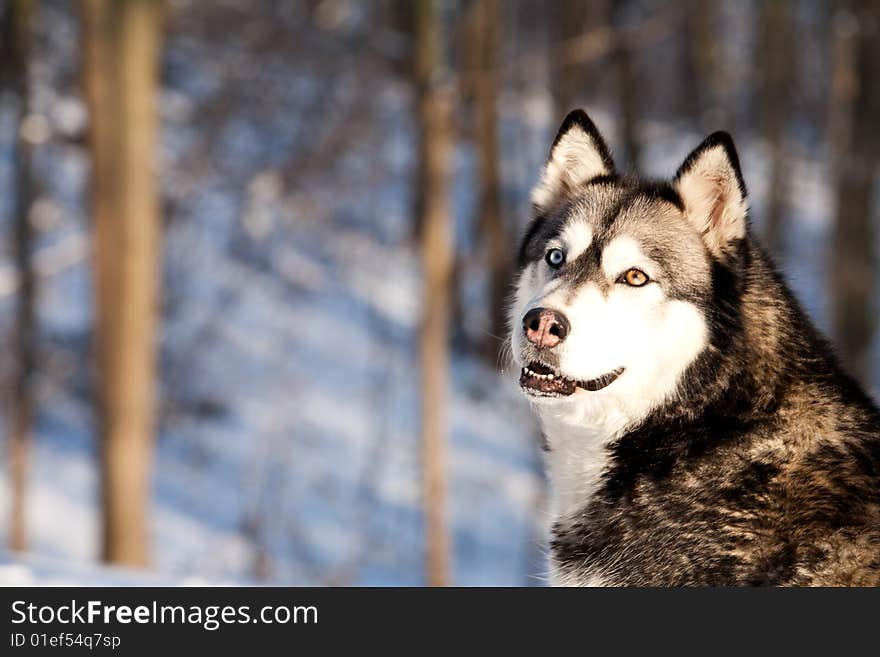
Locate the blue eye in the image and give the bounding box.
[545,248,565,268]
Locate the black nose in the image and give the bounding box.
[522,307,569,349]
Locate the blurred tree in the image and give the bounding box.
[83,0,164,567]
[446,1,473,354]
[828,1,880,385]
[414,0,452,586]
[612,0,641,174]
[550,0,611,120]
[2,0,36,554]
[682,0,726,129]
[756,0,793,256]
[551,0,587,117]
[471,0,509,361]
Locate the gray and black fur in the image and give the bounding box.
[514,110,880,586]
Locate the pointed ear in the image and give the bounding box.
[531,109,615,213]
[673,132,748,259]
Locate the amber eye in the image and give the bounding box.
[621,268,650,287]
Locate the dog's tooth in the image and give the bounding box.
[547,373,554,380]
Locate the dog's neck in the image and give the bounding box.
[536,395,633,519]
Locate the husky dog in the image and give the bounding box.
[509,109,880,586]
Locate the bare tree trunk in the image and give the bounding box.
[5,0,35,554]
[682,0,724,129]
[414,0,452,587]
[612,0,640,174]
[473,0,507,360]
[446,2,475,354]
[551,0,586,118]
[828,1,880,385]
[827,8,858,175]
[551,0,609,120]
[83,0,164,567]
[756,0,793,256]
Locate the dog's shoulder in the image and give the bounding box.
[551,388,880,586]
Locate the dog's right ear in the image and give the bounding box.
[531,109,615,214]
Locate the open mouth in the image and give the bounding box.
[519,361,624,397]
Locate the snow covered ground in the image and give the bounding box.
[0,200,549,585]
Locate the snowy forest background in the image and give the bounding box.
[0,0,878,585]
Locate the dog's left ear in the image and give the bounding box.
[531,109,615,213]
[673,132,748,259]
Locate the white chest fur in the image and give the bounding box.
[536,397,630,521]
[535,396,633,586]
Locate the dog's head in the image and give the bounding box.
[509,110,748,427]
